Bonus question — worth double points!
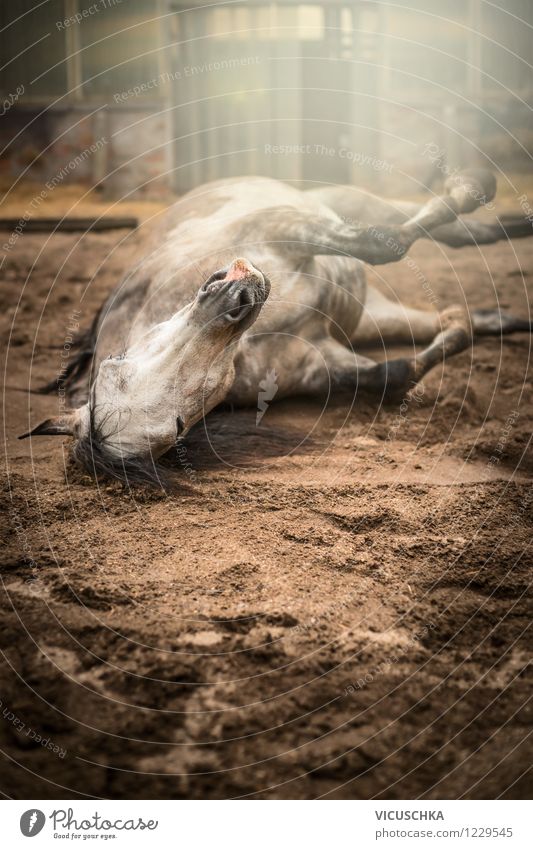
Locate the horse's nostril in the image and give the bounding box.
[199,270,228,298]
[224,286,253,323]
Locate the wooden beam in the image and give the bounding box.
[0,217,138,232]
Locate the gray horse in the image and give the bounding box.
[21,170,532,485]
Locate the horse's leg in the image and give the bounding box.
[353,285,439,346]
[427,215,533,248]
[471,309,533,335]
[309,183,533,248]
[258,170,505,266]
[301,306,472,400]
[306,185,416,227]
[353,286,533,346]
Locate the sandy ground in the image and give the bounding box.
[1,185,532,799]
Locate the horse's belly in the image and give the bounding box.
[315,255,367,342]
[226,257,367,405]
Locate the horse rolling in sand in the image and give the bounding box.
[21,169,533,485]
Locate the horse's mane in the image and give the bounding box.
[71,428,172,488]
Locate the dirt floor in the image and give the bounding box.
[1,184,532,799]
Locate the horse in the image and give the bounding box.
[21,169,533,485]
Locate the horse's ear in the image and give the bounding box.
[18,412,79,440]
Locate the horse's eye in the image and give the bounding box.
[176,416,185,437]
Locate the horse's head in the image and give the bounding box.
[21,258,270,484]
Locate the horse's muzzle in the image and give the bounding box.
[197,258,268,327]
